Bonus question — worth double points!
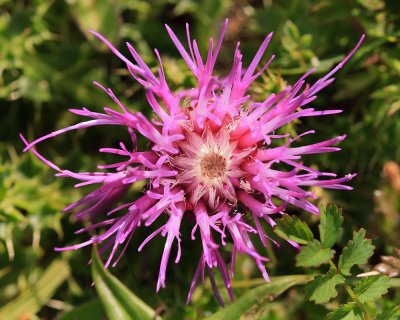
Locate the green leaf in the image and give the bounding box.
[319,205,343,248]
[353,275,390,302]
[356,0,385,11]
[91,247,161,320]
[338,229,375,276]
[0,259,70,320]
[296,240,335,267]
[67,0,120,46]
[58,299,105,320]
[327,303,363,320]
[376,306,400,320]
[204,275,313,320]
[274,215,314,245]
[305,268,345,304]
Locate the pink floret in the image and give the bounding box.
[21,19,364,304]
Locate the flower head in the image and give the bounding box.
[21,19,363,304]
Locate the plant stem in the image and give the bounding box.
[328,259,373,320]
[328,259,337,270]
[343,283,373,320]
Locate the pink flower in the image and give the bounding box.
[21,19,363,304]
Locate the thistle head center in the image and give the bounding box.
[199,152,227,179]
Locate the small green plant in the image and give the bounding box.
[275,205,398,319]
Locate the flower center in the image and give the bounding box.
[199,152,227,180]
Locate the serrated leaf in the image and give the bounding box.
[296,240,335,267]
[91,248,161,320]
[305,268,345,304]
[319,205,343,248]
[338,229,375,276]
[353,275,389,302]
[274,215,314,245]
[204,275,313,320]
[327,303,363,320]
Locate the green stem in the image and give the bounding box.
[328,259,337,270]
[343,283,372,320]
[328,259,373,320]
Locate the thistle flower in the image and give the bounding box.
[21,19,363,305]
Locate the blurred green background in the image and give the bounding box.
[1,0,399,319]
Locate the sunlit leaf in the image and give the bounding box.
[296,240,335,267]
[326,303,363,320]
[274,215,314,245]
[353,275,389,303]
[67,0,121,46]
[0,259,70,320]
[338,229,375,276]
[319,205,343,249]
[305,268,345,304]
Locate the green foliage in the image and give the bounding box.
[326,303,363,320]
[279,205,394,319]
[204,275,313,320]
[58,299,105,320]
[1,0,399,318]
[91,247,160,320]
[0,259,70,320]
[353,276,390,303]
[0,152,73,260]
[338,229,375,276]
[296,240,335,267]
[319,204,343,249]
[67,0,120,45]
[375,306,400,320]
[274,215,314,244]
[305,269,345,304]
